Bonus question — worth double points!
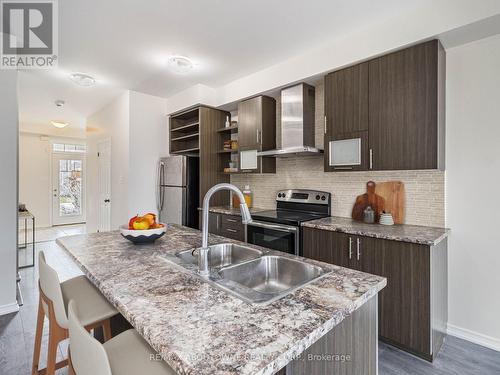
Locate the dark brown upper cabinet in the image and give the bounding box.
[238,95,276,173]
[324,63,369,172]
[369,40,445,170]
[324,40,445,172]
[238,95,276,151]
[325,62,369,136]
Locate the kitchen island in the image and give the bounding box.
[57,224,386,375]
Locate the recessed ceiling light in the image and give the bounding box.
[51,120,69,129]
[167,55,194,74]
[69,72,96,87]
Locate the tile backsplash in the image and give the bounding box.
[231,159,445,227]
[230,81,445,228]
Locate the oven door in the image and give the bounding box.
[247,221,299,255]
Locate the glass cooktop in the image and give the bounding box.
[251,209,328,226]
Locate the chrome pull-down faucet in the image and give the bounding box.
[199,184,252,277]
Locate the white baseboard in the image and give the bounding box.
[447,323,500,352]
[0,302,19,316]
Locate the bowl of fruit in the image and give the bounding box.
[120,213,166,244]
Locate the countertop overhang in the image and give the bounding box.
[57,224,385,375]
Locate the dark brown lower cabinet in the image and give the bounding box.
[302,227,447,361]
[279,296,377,375]
[208,213,245,242]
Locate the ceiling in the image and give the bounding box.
[19,0,430,137]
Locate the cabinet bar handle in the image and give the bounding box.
[369,149,373,170]
[217,215,220,230]
[348,237,353,259]
[324,116,327,134]
[256,129,261,144]
[226,228,238,233]
[357,238,361,261]
[226,218,237,223]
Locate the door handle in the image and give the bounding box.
[348,237,353,259]
[357,238,361,261]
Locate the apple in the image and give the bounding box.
[143,213,156,227]
[128,215,139,230]
[132,218,150,230]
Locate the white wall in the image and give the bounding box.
[128,91,168,216]
[87,92,130,232]
[19,133,51,228]
[165,0,500,113]
[86,91,167,232]
[0,70,19,315]
[446,34,500,350]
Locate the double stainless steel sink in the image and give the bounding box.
[176,243,263,268]
[176,243,330,305]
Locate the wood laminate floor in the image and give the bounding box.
[1,240,499,375]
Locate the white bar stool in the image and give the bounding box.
[32,251,118,375]
[67,300,176,375]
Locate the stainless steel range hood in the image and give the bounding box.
[258,83,322,157]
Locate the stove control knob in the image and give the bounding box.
[278,193,283,198]
[321,195,326,201]
[315,195,320,200]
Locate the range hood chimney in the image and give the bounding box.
[258,83,322,157]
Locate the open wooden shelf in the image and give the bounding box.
[170,147,200,154]
[218,149,238,154]
[171,122,199,133]
[171,133,199,142]
[217,125,238,133]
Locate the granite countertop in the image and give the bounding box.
[303,216,449,246]
[201,205,268,216]
[57,224,385,375]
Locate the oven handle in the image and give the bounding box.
[248,221,299,233]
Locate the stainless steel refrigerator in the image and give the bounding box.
[156,155,199,229]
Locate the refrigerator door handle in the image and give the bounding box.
[156,161,165,215]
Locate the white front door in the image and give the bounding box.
[52,153,86,225]
[97,140,111,232]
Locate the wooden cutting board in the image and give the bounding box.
[352,181,385,222]
[375,181,405,224]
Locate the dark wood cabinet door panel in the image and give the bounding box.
[369,40,442,170]
[302,227,351,268]
[361,237,431,356]
[199,107,230,205]
[238,97,261,150]
[220,214,245,241]
[219,226,245,242]
[325,62,369,136]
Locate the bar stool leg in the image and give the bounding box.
[46,320,59,375]
[102,319,112,342]
[31,298,44,375]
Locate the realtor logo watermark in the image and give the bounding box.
[1,0,58,69]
